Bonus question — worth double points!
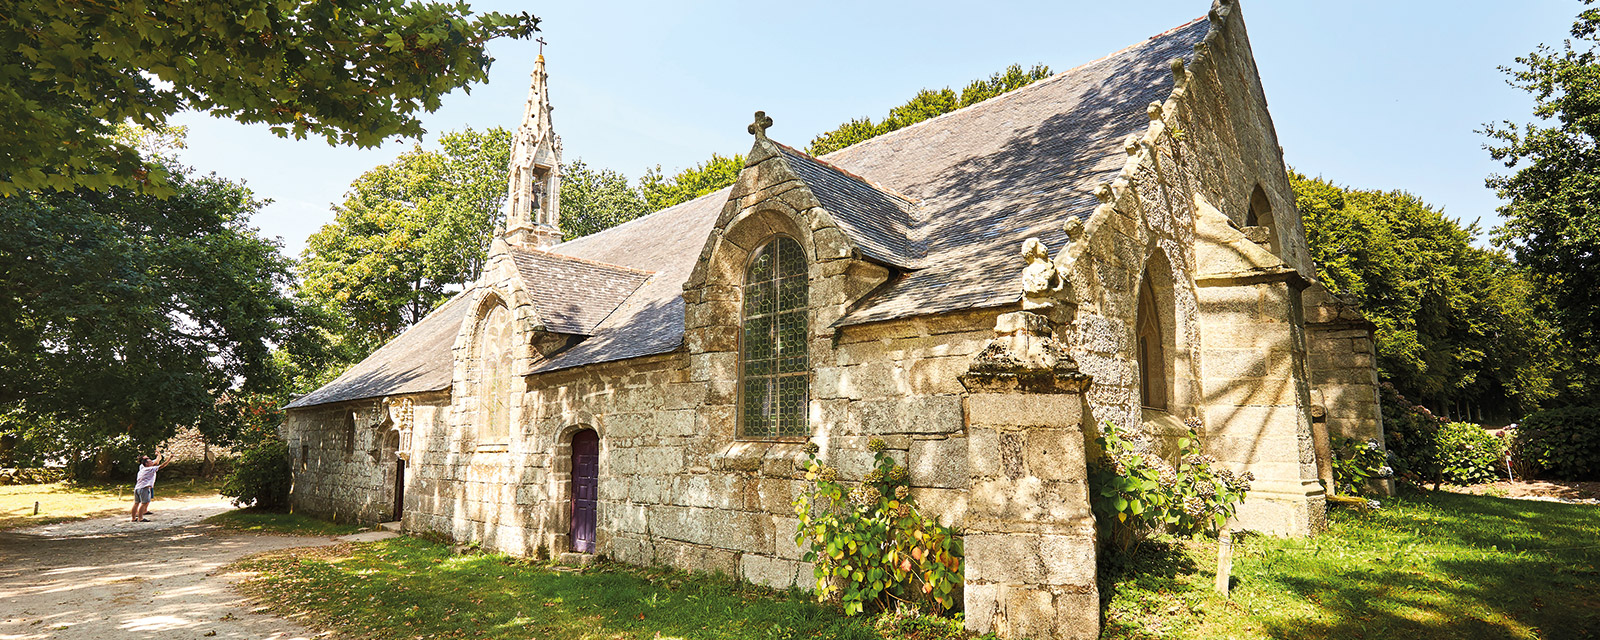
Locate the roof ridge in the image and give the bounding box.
[816,14,1209,162]
[773,142,920,206]
[551,187,731,251]
[511,246,656,276]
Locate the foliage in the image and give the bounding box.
[870,604,972,640]
[1089,419,1252,555]
[231,536,881,639]
[560,159,648,238]
[1292,171,1559,418]
[793,440,964,616]
[1099,490,1600,639]
[0,156,309,470]
[1329,435,1394,496]
[1484,2,1600,393]
[0,0,537,195]
[639,153,744,213]
[1435,422,1507,486]
[299,127,511,348]
[1512,406,1600,480]
[807,64,1053,156]
[1378,383,1447,486]
[221,440,291,510]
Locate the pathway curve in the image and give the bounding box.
[0,494,350,639]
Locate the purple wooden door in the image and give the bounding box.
[570,430,599,553]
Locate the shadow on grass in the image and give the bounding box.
[232,536,881,640]
[203,508,364,536]
[1244,491,1600,640]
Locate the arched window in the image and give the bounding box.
[1137,270,1168,410]
[1246,185,1280,255]
[741,236,808,438]
[477,303,513,442]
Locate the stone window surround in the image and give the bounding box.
[466,293,515,452]
[1135,246,1188,418]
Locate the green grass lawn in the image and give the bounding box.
[203,508,365,536]
[225,491,1597,640]
[0,477,225,530]
[1102,490,1600,640]
[229,538,893,640]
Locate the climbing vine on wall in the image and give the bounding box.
[793,439,963,616]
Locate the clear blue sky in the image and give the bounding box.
[170,0,1579,256]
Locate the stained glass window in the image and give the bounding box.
[741,237,809,438]
[479,304,513,442]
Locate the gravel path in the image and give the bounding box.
[0,494,344,639]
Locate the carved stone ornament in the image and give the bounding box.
[1020,238,1067,312]
[960,311,1090,395]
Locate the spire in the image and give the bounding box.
[501,43,562,252]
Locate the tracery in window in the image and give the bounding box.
[741,236,808,438]
[477,303,513,442]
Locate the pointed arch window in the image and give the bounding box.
[741,236,809,438]
[1246,185,1280,255]
[1137,271,1169,411]
[477,303,513,443]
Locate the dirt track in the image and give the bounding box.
[0,494,340,639]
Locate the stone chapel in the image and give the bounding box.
[282,2,1385,637]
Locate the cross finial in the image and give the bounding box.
[536,37,547,56]
[748,111,774,138]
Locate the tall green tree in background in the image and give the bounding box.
[299,127,511,349]
[1293,172,1559,418]
[639,154,744,212]
[1,1,538,196]
[0,153,311,473]
[562,160,648,238]
[1484,1,1600,402]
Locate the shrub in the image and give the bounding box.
[1513,407,1600,480]
[221,439,291,509]
[1379,383,1446,485]
[1435,422,1507,485]
[1329,435,1394,496]
[794,439,963,617]
[1089,419,1252,555]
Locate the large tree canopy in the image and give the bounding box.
[0,0,538,195]
[1293,172,1559,417]
[1484,0,1600,383]
[299,126,510,347]
[561,160,648,239]
[0,157,311,464]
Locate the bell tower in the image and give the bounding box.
[502,47,562,251]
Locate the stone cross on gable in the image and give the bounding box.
[748,111,774,138]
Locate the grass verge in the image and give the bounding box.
[0,478,225,530]
[203,508,365,536]
[1102,489,1600,639]
[230,537,899,640]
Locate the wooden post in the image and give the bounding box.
[33,501,39,515]
[1214,529,1234,597]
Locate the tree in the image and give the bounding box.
[1484,1,1600,398]
[299,127,510,347]
[639,153,744,212]
[1,1,538,195]
[1293,172,1559,419]
[0,158,309,472]
[560,160,647,239]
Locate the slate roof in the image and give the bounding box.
[508,249,653,335]
[284,292,472,409]
[777,145,923,268]
[288,15,1212,405]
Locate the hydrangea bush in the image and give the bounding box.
[793,439,963,616]
[1088,419,1252,554]
[1330,435,1394,496]
[1436,422,1508,485]
[1512,407,1600,480]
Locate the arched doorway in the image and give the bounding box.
[569,429,599,553]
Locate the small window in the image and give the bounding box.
[741,236,809,438]
[343,412,357,459]
[1246,185,1280,254]
[1137,271,1168,410]
[300,444,309,470]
